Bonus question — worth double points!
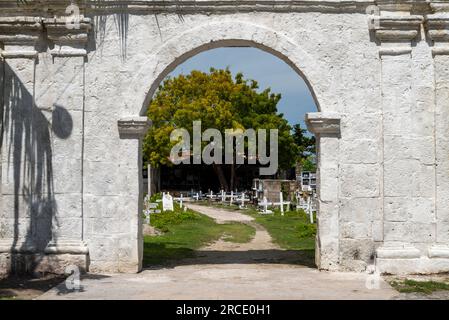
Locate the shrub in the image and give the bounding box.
[295,223,317,239]
[150,209,198,232]
[146,193,198,232]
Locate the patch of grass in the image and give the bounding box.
[389,279,449,294]
[150,207,198,232]
[244,208,316,251]
[146,193,201,232]
[194,202,316,251]
[143,208,255,266]
[220,223,255,243]
[146,198,316,266]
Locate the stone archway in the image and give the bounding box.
[129,21,324,116]
[119,22,342,271]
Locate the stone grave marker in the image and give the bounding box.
[162,193,174,211]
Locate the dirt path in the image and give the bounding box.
[185,204,255,224]
[38,205,400,300]
[182,203,306,265]
[186,203,279,252]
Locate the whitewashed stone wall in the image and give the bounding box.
[0,0,448,275]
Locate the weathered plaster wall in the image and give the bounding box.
[0,0,449,275]
[82,10,382,272]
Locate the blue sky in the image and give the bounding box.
[168,47,317,129]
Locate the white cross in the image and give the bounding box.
[279,192,284,215]
[144,203,160,224]
[308,196,314,223]
[221,190,225,203]
[258,196,273,214]
[271,192,291,215]
[178,193,183,208]
[206,190,214,201]
[239,192,249,209]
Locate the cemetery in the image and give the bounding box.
[137,168,317,271]
[144,179,316,219]
[139,188,316,267]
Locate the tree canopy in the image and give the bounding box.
[292,123,316,172]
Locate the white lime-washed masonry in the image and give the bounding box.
[0,0,449,275]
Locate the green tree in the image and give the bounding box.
[143,68,298,190]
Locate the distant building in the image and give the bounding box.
[252,179,299,203]
[144,163,261,195]
[299,171,317,192]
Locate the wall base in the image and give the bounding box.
[376,257,449,275]
[0,253,89,277]
[376,245,449,274]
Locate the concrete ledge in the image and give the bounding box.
[44,240,89,255]
[376,245,421,259]
[373,15,423,42]
[0,1,435,15]
[377,257,449,275]
[0,239,36,253]
[432,47,449,55]
[376,245,449,274]
[0,50,38,59]
[429,245,449,258]
[426,12,449,42]
[50,48,87,57]
[305,112,341,136]
[0,252,88,275]
[0,240,89,275]
[118,116,152,139]
[379,47,412,56]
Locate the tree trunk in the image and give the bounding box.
[230,163,235,191]
[213,164,229,191]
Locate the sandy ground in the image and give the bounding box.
[37,264,399,300]
[38,205,400,300]
[187,203,279,251]
[186,204,255,224]
[0,274,65,300]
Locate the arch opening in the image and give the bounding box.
[140,43,323,271]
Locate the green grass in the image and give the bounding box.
[389,279,449,294]
[143,200,255,266]
[242,207,316,266]
[149,206,198,232]
[144,196,316,266]
[192,201,316,253]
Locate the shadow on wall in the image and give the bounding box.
[0,62,73,275]
[92,2,129,61]
[89,3,185,61]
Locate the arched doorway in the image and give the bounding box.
[2,0,449,280]
[118,22,342,272]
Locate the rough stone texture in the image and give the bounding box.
[0,252,88,276]
[1,0,449,275]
